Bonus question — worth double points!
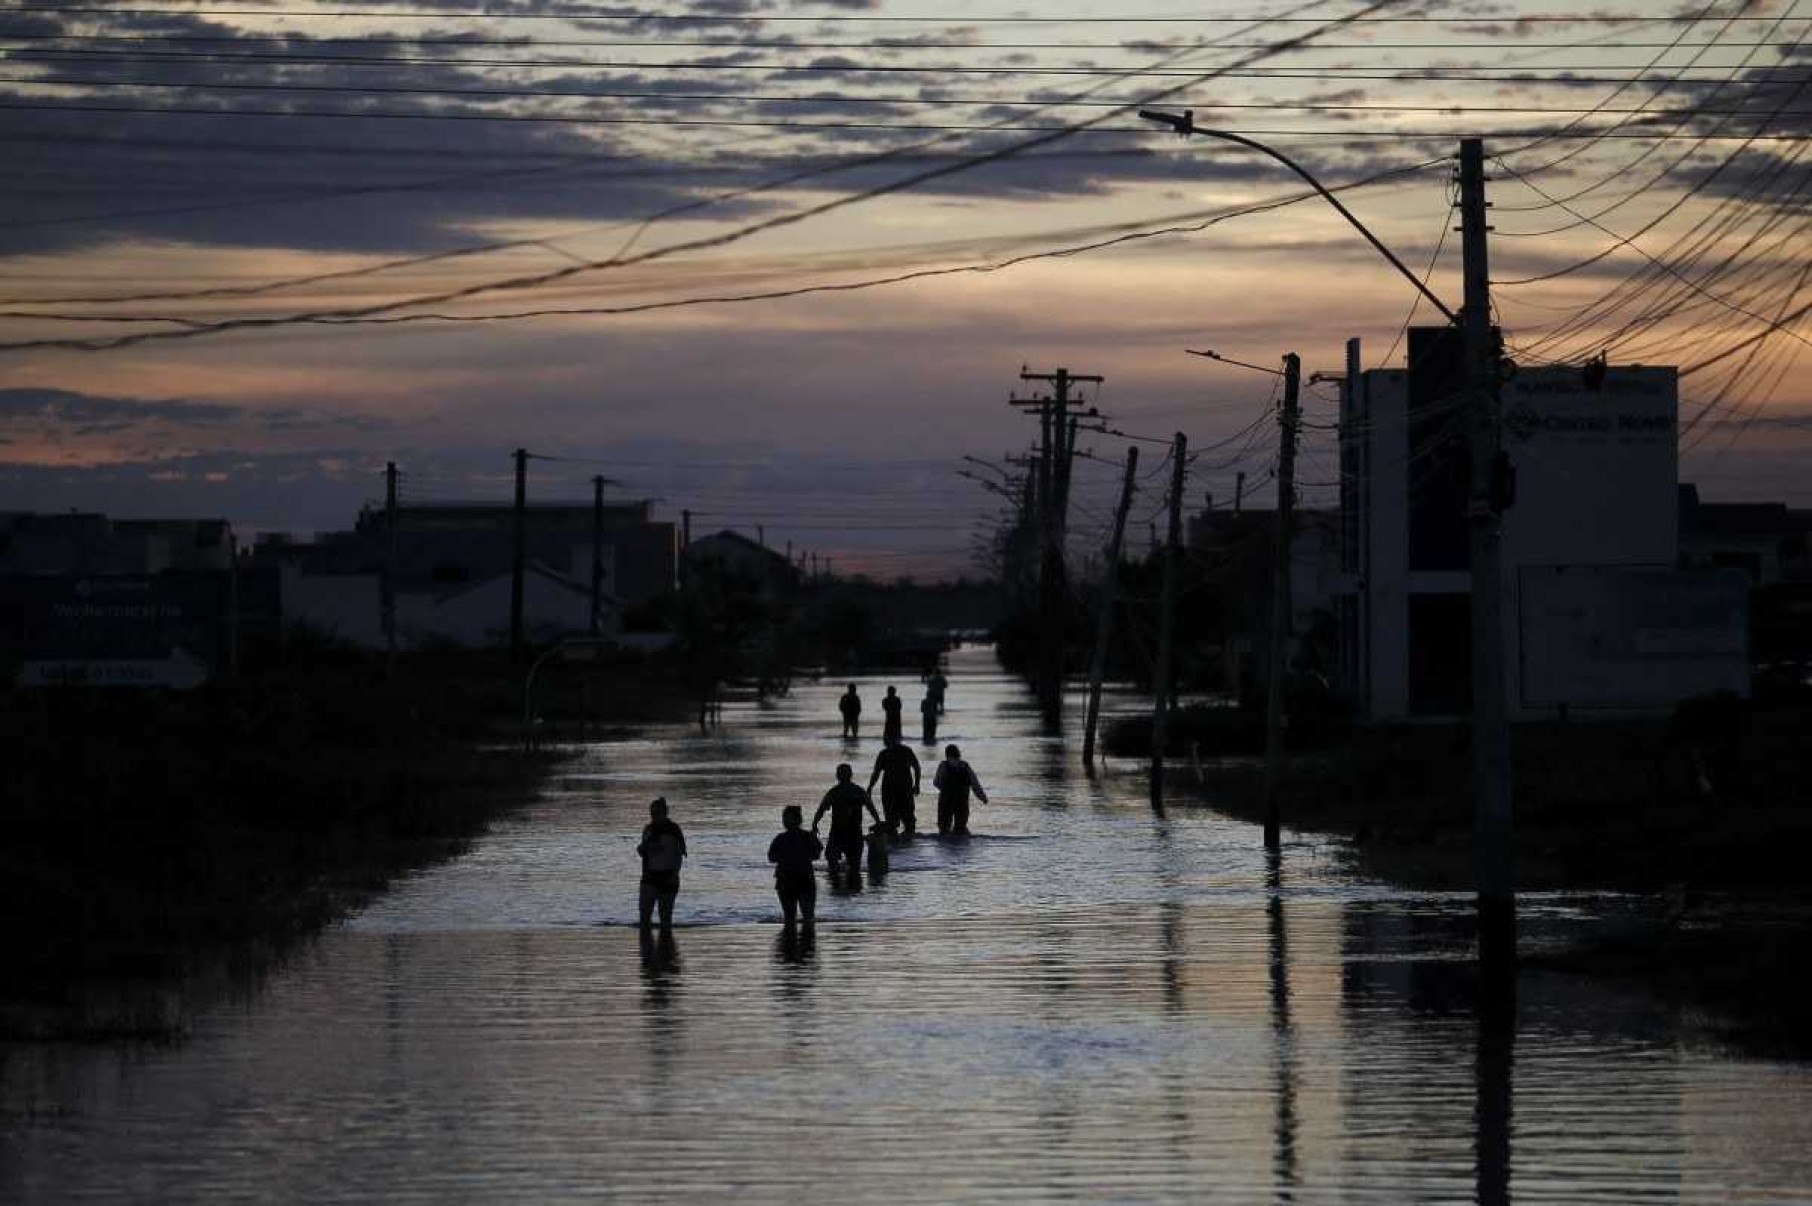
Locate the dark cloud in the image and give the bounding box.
[0,388,392,439]
[0,388,247,426]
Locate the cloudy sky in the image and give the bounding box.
[2,0,1808,578]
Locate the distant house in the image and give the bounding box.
[273,560,622,652]
[255,497,673,651]
[1678,484,1811,585]
[397,563,619,650]
[261,499,676,609]
[1188,505,1344,695]
[682,530,800,600]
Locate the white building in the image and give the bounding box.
[279,562,620,651]
[1339,332,1747,721]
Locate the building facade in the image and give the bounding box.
[1339,332,1748,721]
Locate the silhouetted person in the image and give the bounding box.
[881,685,904,742]
[636,796,687,932]
[768,805,823,930]
[920,691,938,745]
[934,744,988,836]
[927,668,948,714]
[839,683,862,739]
[813,762,881,884]
[866,734,921,836]
[866,821,890,877]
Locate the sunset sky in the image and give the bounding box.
[3,0,1808,579]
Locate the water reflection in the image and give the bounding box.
[1476,991,1515,1206]
[1267,848,1298,1203]
[3,650,1811,1203]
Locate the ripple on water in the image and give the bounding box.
[5,650,1812,1203]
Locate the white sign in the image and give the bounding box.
[1518,566,1748,711]
[20,648,210,690]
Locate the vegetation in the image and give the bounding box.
[0,648,692,1039]
[1169,696,1812,1054]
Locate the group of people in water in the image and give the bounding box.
[635,670,983,936]
[838,670,947,744]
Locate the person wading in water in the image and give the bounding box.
[880,685,904,743]
[813,763,882,885]
[933,745,989,836]
[768,805,823,931]
[866,733,921,837]
[635,797,687,932]
[839,684,862,739]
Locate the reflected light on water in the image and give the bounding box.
[4,648,1811,1203]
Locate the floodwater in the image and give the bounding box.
[5,648,1812,1203]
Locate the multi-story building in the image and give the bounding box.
[1338,330,1748,720]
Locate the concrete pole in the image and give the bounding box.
[1262,353,1302,850]
[1149,432,1187,811]
[510,447,527,662]
[1037,393,1062,722]
[590,475,605,636]
[226,532,240,679]
[1083,445,1139,768]
[384,460,398,671]
[1460,138,1516,990]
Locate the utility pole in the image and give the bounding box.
[226,532,240,679]
[1012,366,1102,723]
[1149,432,1187,810]
[1261,353,1302,850]
[384,460,398,672]
[510,447,527,662]
[1083,445,1139,768]
[1460,138,1516,989]
[590,475,606,636]
[1235,470,1246,515]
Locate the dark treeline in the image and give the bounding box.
[0,637,693,1039]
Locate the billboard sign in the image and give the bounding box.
[1,574,231,685]
[1518,565,1749,712]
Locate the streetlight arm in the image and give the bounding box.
[1139,110,1459,326]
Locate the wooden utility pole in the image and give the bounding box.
[1235,470,1247,515]
[590,475,606,636]
[510,447,527,661]
[384,460,398,670]
[1013,366,1102,723]
[1262,353,1302,850]
[1460,138,1516,987]
[1083,445,1139,768]
[1149,432,1187,810]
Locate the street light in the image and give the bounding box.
[1139,109,1459,326]
[523,634,616,750]
[1141,112,1516,986]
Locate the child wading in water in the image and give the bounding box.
[768,805,823,929]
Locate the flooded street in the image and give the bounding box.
[6,646,1812,1203]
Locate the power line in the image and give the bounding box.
[18,76,1808,121]
[11,8,1771,23]
[7,31,1803,50]
[0,0,1415,353]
